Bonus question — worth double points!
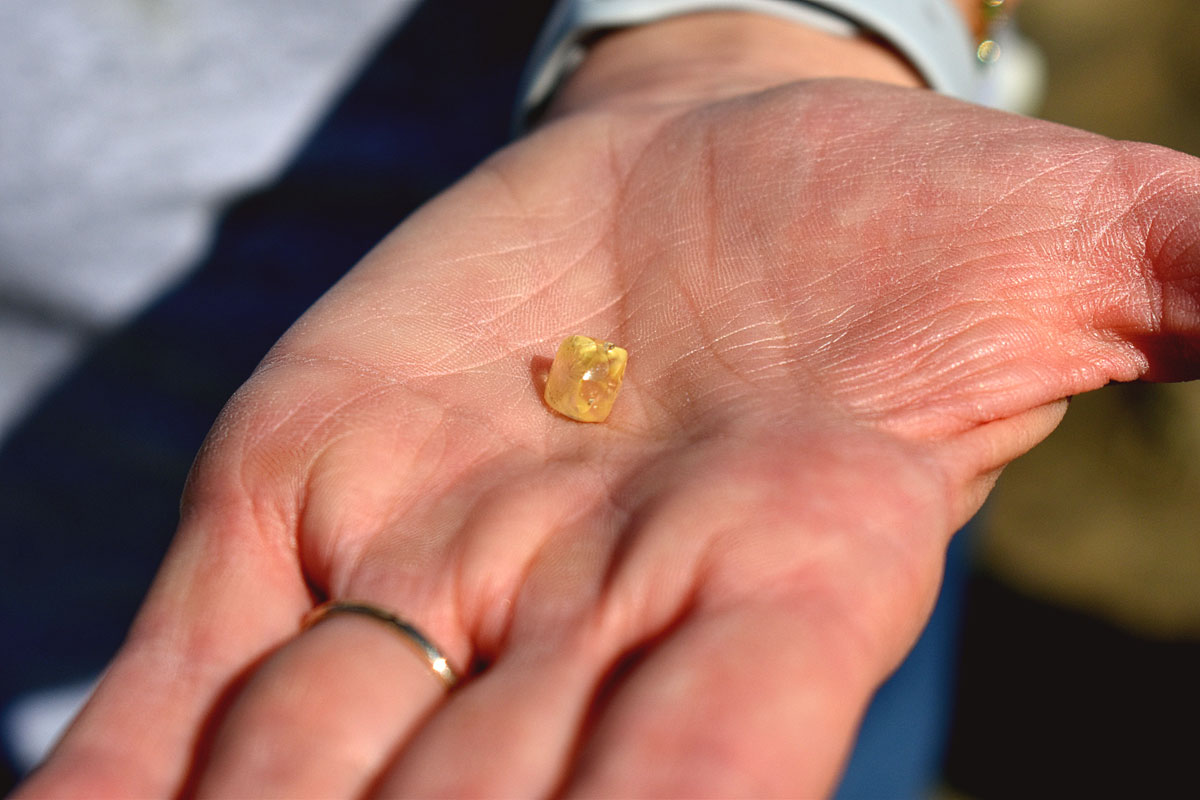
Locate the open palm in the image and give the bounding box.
[22,79,1200,798]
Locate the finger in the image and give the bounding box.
[563,597,890,799]
[193,609,462,799]
[374,630,609,798]
[15,508,310,799]
[370,477,706,799]
[378,431,923,798]
[936,398,1071,523]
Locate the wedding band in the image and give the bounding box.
[302,601,459,689]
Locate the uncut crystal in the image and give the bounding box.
[544,335,628,422]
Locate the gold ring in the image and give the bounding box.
[302,601,458,689]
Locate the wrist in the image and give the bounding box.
[550,11,924,119]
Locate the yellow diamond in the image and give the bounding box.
[544,335,628,423]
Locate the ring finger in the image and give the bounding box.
[192,599,465,799]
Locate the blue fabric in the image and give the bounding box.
[835,524,973,799]
[0,0,550,779]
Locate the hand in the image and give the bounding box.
[19,14,1200,799]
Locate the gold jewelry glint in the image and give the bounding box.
[302,601,458,689]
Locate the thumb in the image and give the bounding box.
[1093,141,1200,382]
[781,84,1200,421]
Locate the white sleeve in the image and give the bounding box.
[516,0,981,127]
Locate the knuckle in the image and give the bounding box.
[179,373,306,544]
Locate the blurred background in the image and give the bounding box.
[0,0,1197,796]
[942,0,1200,796]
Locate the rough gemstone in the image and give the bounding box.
[544,335,628,423]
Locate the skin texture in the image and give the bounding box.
[17,9,1200,799]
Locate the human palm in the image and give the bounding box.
[22,80,1200,798]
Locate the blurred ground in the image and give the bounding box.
[942,1,1200,795]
